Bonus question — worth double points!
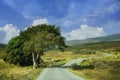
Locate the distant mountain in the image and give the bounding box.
[65,33,120,46]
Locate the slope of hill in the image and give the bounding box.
[67,41,120,50]
[0,43,6,49]
[66,33,120,46]
[0,44,6,58]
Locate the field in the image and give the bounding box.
[68,41,120,80]
[69,53,120,80]
[0,49,43,80]
[0,41,120,80]
[41,50,103,67]
[34,41,120,80]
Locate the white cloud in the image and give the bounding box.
[0,24,20,44]
[32,18,48,26]
[64,24,106,40]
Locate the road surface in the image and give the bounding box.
[36,53,111,80]
[36,58,86,80]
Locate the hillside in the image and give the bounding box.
[69,40,120,49]
[0,44,6,58]
[66,41,120,53]
[0,44,6,49]
[66,33,120,46]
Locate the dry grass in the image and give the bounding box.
[42,50,99,62]
[69,54,120,80]
[0,49,6,58]
[70,68,120,80]
[0,59,43,80]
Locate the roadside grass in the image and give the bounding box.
[0,49,44,80]
[42,50,101,62]
[0,49,6,58]
[1,40,119,80]
[41,49,106,68]
[69,53,120,80]
[0,59,43,80]
[69,68,120,80]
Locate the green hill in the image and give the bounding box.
[66,33,120,46]
[68,41,120,49]
[0,43,6,49]
[0,43,6,58]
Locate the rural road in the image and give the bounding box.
[36,53,111,80]
[36,58,86,80]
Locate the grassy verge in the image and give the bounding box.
[42,50,100,62]
[0,59,44,80]
[69,54,120,80]
[69,68,120,80]
[0,49,6,58]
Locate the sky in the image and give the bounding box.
[0,0,120,43]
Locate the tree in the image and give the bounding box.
[5,36,33,66]
[5,24,66,68]
[24,30,65,68]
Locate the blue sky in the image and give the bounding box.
[0,0,120,43]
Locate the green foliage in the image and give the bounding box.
[5,24,66,66]
[49,59,67,67]
[4,36,32,66]
[71,60,94,70]
[20,24,61,41]
[80,60,93,67]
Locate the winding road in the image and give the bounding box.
[36,53,111,80]
[36,58,86,80]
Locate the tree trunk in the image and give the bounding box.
[32,52,37,69]
[36,51,43,65]
[37,52,40,64]
[32,51,43,69]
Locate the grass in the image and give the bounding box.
[67,41,120,80]
[67,41,120,53]
[0,40,120,80]
[69,54,120,80]
[0,59,44,80]
[69,68,120,80]
[0,49,44,80]
[0,49,6,58]
[41,49,110,68]
[42,50,100,62]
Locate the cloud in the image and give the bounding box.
[56,0,120,32]
[32,18,48,26]
[0,24,20,44]
[64,24,106,40]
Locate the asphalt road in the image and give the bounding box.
[36,58,86,80]
[36,52,111,80]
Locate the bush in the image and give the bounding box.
[80,60,94,68]
[71,63,80,69]
[46,59,67,67]
[71,60,94,70]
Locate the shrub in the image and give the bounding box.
[71,59,94,70]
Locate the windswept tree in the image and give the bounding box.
[5,36,32,66]
[5,24,66,68]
